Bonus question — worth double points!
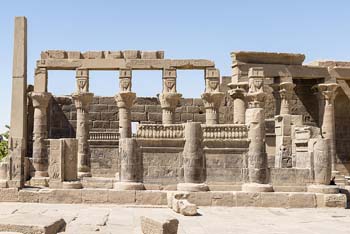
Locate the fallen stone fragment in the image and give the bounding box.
[0,214,66,234]
[141,216,178,234]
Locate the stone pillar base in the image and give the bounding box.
[62,181,83,189]
[0,180,8,188]
[307,184,339,194]
[242,183,273,192]
[30,177,49,187]
[78,172,92,179]
[177,183,209,192]
[114,182,145,191]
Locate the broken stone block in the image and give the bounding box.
[82,51,104,59]
[169,192,198,216]
[46,50,67,59]
[178,200,197,216]
[123,50,140,59]
[67,51,82,59]
[141,51,158,59]
[0,213,66,234]
[104,51,123,59]
[141,216,178,234]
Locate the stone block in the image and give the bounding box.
[104,51,123,59]
[186,106,200,113]
[82,51,104,59]
[141,51,158,59]
[0,214,66,234]
[67,51,82,59]
[180,113,193,122]
[18,190,39,203]
[108,190,136,204]
[89,112,101,121]
[99,97,115,105]
[136,191,167,205]
[145,105,162,112]
[0,188,19,202]
[131,112,147,122]
[123,50,140,59]
[180,98,193,106]
[211,192,235,207]
[236,192,262,207]
[90,104,108,112]
[100,112,117,121]
[108,105,118,112]
[261,192,289,208]
[136,97,159,105]
[193,98,204,106]
[148,113,162,122]
[316,194,347,208]
[82,177,114,189]
[187,192,212,206]
[39,189,82,204]
[82,189,108,203]
[288,193,316,208]
[110,121,119,129]
[231,51,305,65]
[194,114,206,123]
[141,216,178,234]
[93,121,110,128]
[131,105,146,112]
[45,50,67,59]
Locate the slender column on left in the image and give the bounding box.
[30,92,52,186]
[72,69,94,178]
[0,17,28,188]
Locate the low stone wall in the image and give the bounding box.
[1,188,346,208]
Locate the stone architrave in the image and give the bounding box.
[30,92,52,186]
[201,68,224,125]
[115,92,136,138]
[228,82,248,124]
[318,83,339,173]
[1,16,28,188]
[177,122,208,192]
[48,138,81,189]
[242,67,273,192]
[279,82,295,115]
[160,69,182,124]
[72,92,94,178]
[114,138,144,190]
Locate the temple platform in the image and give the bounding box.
[0,187,347,209]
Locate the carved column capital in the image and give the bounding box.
[162,68,177,93]
[72,92,94,111]
[201,92,224,110]
[119,69,132,92]
[228,82,248,99]
[115,92,136,109]
[159,92,182,110]
[279,82,295,99]
[205,68,221,93]
[318,83,339,105]
[76,69,89,93]
[246,67,266,108]
[30,92,52,109]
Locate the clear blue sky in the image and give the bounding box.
[1,0,350,132]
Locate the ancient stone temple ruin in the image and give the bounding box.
[0,16,349,209]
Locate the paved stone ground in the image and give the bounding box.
[0,202,350,234]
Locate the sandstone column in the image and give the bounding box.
[318,83,339,173]
[114,138,144,190]
[159,69,182,124]
[307,138,339,194]
[72,92,93,178]
[72,69,94,178]
[228,82,248,124]
[177,122,208,192]
[2,17,28,188]
[201,68,224,125]
[279,82,295,115]
[242,67,273,192]
[30,92,52,186]
[116,69,136,138]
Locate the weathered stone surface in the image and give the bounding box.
[231,51,305,65]
[39,189,82,204]
[136,191,167,205]
[316,193,347,208]
[108,190,136,204]
[141,216,178,234]
[82,189,108,203]
[0,188,19,202]
[0,214,66,234]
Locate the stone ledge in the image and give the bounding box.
[0,189,346,208]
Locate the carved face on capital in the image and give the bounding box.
[164,78,176,92]
[208,79,219,92]
[77,78,88,92]
[120,78,131,91]
[253,78,263,90]
[249,77,263,93]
